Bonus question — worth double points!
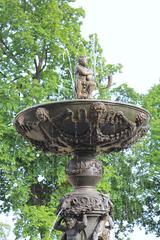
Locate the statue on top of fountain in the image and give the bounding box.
[75,56,96,99]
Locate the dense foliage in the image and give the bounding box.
[0,0,159,239]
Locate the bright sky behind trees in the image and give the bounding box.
[73,0,160,93]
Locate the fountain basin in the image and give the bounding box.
[15,100,150,154]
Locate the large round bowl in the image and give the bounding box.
[15,100,150,154]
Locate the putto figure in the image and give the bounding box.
[54,214,88,240]
[75,56,96,99]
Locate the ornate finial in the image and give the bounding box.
[75,56,96,99]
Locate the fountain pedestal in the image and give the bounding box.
[57,153,113,240]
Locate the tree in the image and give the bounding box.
[0,1,120,239]
[141,84,160,236]
[85,33,122,99]
[0,0,159,239]
[97,83,160,238]
[0,0,84,238]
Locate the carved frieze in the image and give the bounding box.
[15,101,150,154]
[66,159,102,176]
[58,192,113,217]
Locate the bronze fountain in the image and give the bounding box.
[15,56,150,240]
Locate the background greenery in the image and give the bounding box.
[0,0,159,239]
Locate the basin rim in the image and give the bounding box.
[15,99,151,118]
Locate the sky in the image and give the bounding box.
[71,0,160,239]
[72,0,160,93]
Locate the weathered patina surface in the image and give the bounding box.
[15,100,150,155]
[14,52,150,239]
[75,56,96,99]
[15,99,150,239]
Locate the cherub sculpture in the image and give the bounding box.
[92,194,114,240]
[54,214,88,240]
[75,56,96,99]
[92,213,114,240]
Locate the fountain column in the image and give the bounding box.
[54,153,113,240]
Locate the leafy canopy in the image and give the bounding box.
[0,0,159,239]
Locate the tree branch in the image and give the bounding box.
[0,35,32,76]
[33,45,48,79]
[39,49,48,73]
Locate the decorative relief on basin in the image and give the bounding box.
[15,101,150,154]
